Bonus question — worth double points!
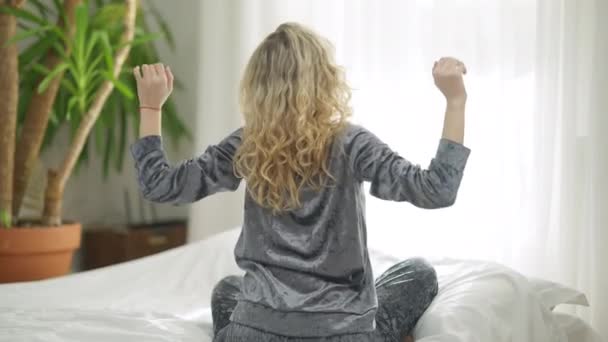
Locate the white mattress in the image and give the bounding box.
[0,228,601,342]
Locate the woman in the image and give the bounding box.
[131,23,469,342]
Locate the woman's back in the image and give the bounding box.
[155,121,468,337]
[231,123,377,337]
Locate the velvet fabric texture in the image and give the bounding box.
[130,123,470,337]
[212,258,439,342]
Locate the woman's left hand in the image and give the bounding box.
[433,57,467,105]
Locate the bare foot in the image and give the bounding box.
[403,336,414,342]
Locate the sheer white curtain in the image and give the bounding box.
[528,0,607,334]
[190,0,607,336]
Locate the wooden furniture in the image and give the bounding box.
[82,221,187,270]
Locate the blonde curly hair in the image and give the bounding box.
[234,22,352,213]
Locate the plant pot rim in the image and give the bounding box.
[0,222,81,255]
[8,219,79,230]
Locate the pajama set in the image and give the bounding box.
[130,123,470,341]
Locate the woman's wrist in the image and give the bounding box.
[139,105,162,112]
[446,97,467,109]
[442,99,466,144]
[139,108,162,137]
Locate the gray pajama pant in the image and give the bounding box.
[211,258,438,342]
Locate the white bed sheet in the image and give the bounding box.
[554,312,603,342]
[0,228,600,342]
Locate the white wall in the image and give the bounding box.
[187,0,248,242]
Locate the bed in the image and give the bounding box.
[0,227,602,342]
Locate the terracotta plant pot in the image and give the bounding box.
[0,222,81,283]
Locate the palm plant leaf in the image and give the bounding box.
[16,0,190,182]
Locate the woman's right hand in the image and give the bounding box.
[133,63,174,109]
[433,57,467,105]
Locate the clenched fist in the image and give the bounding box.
[133,63,174,109]
[433,57,467,104]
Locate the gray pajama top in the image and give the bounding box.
[130,123,470,337]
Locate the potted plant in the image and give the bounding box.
[0,0,189,283]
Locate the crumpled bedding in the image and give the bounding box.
[0,227,598,342]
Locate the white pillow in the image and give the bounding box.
[527,277,589,310]
[368,247,589,311]
[368,248,568,342]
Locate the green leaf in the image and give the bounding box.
[29,0,54,19]
[78,94,87,114]
[162,108,187,147]
[103,72,134,99]
[18,22,32,31]
[85,78,103,102]
[17,77,35,124]
[66,62,81,87]
[49,109,59,125]
[105,96,116,127]
[91,3,124,29]
[85,31,102,61]
[3,25,54,47]
[148,2,176,51]
[52,87,67,123]
[75,4,89,37]
[115,99,127,171]
[164,99,192,141]
[74,140,90,175]
[32,62,50,75]
[74,4,89,73]
[86,53,104,78]
[50,41,69,60]
[118,32,162,49]
[60,87,72,120]
[126,95,139,139]
[98,31,114,72]
[51,0,64,19]
[133,26,145,37]
[50,26,67,43]
[102,116,115,179]
[0,5,50,26]
[19,36,55,69]
[50,0,61,9]
[61,78,78,96]
[113,79,134,99]
[37,62,69,93]
[94,126,104,156]
[66,96,79,121]
[0,209,11,228]
[94,115,106,155]
[69,109,82,139]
